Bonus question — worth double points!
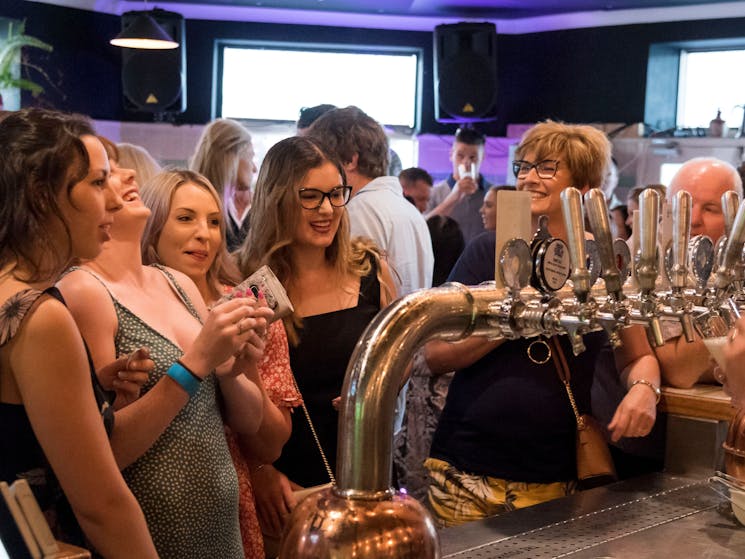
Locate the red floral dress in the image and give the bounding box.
[226,319,300,559]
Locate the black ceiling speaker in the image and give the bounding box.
[434,22,498,123]
[120,9,186,114]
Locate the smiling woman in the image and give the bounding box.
[56,147,272,559]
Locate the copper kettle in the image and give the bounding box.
[725,406,745,482]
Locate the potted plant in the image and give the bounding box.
[0,19,53,111]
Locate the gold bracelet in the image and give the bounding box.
[629,379,661,404]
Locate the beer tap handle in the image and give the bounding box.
[561,187,591,302]
[636,188,660,291]
[584,188,622,299]
[671,190,692,290]
[716,199,745,291]
[722,190,740,238]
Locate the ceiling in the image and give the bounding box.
[35,0,745,32]
[150,0,745,19]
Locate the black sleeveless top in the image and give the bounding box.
[0,287,114,546]
[275,258,381,487]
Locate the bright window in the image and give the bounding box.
[217,43,421,131]
[677,49,745,130]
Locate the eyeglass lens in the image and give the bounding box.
[299,186,351,209]
[513,160,558,179]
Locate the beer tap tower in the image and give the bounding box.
[279,189,745,558]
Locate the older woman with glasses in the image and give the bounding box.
[424,120,661,527]
[234,135,397,542]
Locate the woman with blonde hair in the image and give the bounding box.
[140,168,300,558]
[424,120,662,527]
[191,118,256,251]
[116,142,162,186]
[234,135,397,540]
[58,141,271,558]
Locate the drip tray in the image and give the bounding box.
[440,475,745,558]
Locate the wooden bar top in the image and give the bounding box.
[659,384,735,421]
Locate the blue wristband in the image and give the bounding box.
[166,362,201,398]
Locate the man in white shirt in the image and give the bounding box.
[307,106,434,296]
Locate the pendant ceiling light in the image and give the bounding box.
[110,10,179,50]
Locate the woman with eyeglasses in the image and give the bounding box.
[424,120,661,527]
[234,135,397,542]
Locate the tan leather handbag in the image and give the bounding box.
[549,337,617,487]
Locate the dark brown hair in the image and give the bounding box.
[306,106,389,179]
[0,108,95,281]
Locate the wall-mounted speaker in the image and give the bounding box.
[121,9,186,114]
[434,22,498,123]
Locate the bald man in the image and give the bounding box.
[656,157,743,388]
[668,157,743,241]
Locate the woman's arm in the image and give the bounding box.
[10,298,158,558]
[654,335,714,388]
[607,325,661,442]
[425,337,504,376]
[378,258,398,308]
[59,270,261,468]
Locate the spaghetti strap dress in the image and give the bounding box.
[0,287,114,550]
[275,257,381,487]
[76,265,244,559]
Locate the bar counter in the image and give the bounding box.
[439,473,744,558]
[660,383,734,421]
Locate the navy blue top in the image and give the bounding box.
[430,232,608,483]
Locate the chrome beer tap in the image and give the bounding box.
[544,187,594,354]
[711,198,745,326]
[662,190,696,342]
[583,187,630,347]
[630,188,665,346]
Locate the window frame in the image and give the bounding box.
[212,39,423,134]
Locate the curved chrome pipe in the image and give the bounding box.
[336,281,503,494]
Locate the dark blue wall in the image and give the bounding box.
[4,0,745,136]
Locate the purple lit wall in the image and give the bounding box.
[416,135,519,185]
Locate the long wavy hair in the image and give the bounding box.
[234,135,383,343]
[0,108,95,282]
[140,168,241,301]
[190,118,252,211]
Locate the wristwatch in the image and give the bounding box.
[630,379,661,404]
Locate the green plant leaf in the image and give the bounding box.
[0,19,53,94]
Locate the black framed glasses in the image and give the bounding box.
[298,186,352,210]
[512,159,560,179]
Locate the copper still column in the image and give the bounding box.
[279,282,505,559]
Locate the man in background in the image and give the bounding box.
[307,105,433,460]
[399,167,433,213]
[296,104,336,136]
[307,106,433,296]
[656,157,743,387]
[427,127,492,243]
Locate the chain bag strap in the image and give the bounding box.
[289,374,336,485]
